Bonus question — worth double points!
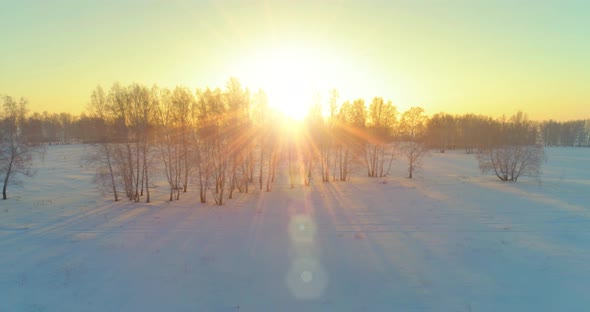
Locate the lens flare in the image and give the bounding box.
[286,257,328,300]
[288,214,317,244]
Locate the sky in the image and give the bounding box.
[1,0,589,120]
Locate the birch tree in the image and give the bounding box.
[0,96,44,200]
[86,86,120,201]
[366,97,397,177]
[399,107,428,179]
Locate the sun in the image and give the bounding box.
[262,57,312,120]
[237,45,338,120]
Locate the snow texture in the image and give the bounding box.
[1,145,589,311]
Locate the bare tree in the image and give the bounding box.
[365,97,397,177]
[195,87,228,205]
[0,96,44,200]
[285,128,297,188]
[477,145,544,181]
[107,83,136,200]
[327,89,340,181]
[85,83,156,202]
[211,94,228,205]
[399,141,428,179]
[171,86,195,193]
[156,87,183,201]
[399,107,428,179]
[251,89,269,190]
[127,83,156,202]
[333,100,363,181]
[224,77,251,198]
[477,111,545,181]
[86,86,120,201]
[307,94,333,183]
[194,88,220,203]
[265,128,278,192]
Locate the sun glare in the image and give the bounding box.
[263,60,311,121]
[237,45,342,120]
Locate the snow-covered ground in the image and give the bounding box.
[1,145,589,311]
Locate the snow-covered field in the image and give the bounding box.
[1,145,589,311]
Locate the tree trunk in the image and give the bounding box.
[266,150,272,192]
[144,162,150,203]
[105,146,118,202]
[271,151,276,183]
[332,146,337,181]
[248,150,254,182]
[183,131,189,193]
[134,142,141,202]
[2,158,13,200]
[259,147,264,190]
[2,173,9,200]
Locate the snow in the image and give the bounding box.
[1,145,590,311]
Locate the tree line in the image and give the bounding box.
[425,113,590,151]
[2,79,587,201]
[540,120,590,147]
[6,99,588,150]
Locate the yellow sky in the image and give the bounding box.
[1,1,588,121]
